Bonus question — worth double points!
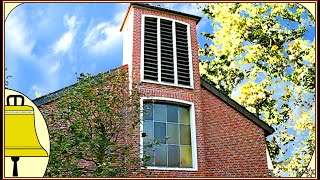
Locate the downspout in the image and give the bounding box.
[266,148,274,175]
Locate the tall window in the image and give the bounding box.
[142,16,192,87]
[142,102,194,168]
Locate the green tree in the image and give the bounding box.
[44,69,149,177]
[199,3,315,177]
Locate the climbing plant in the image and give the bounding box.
[44,69,149,177]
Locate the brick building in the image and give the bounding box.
[34,3,274,177]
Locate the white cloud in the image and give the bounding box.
[114,8,127,24]
[32,15,81,95]
[83,8,126,56]
[5,7,36,88]
[64,14,77,30]
[5,9,35,58]
[28,83,57,99]
[53,31,74,54]
[53,15,80,54]
[28,85,44,97]
[48,59,61,74]
[83,22,122,55]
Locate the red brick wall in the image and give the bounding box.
[38,101,96,171]
[200,87,269,177]
[131,6,206,177]
[130,6,269,177]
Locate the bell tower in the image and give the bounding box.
[120,3,201,90]
[120,3,204,172]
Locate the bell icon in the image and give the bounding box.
[5,95,48,177]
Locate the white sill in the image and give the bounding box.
[141,80,194,89]
[146,166,198,171]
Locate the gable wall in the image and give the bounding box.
[200,87,269,177]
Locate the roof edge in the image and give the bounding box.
[120,4,133,32]
[120,3,202,31]
[200,79,275,136]
[33,65,128,106]
[132,3,202,24]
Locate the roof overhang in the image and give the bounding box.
[33,65,129,106]
[120,3,202,32]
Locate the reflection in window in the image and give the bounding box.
[143,102,192,168]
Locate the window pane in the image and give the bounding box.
[167,123,179,144]
[144,147,154,166]
[143,103,153,121]
[143,121,153,144]
[180,124,191,145]
[154,104,166,122]
[154,144,167,166]
[167,104,178,123]
[180,145,192,167]
[154,122,166,144]
[179,106,190,124]
[168,145,180,167]
[143,101,193,169]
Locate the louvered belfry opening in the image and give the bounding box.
[175,22,190,86]
[160,19,174,83]
[144,17,158,81]
[143,16,191,87]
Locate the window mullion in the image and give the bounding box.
[141,16,145,82]
[187,24,193,87]
[172,21,178,85]
[152,105,155,166]
[157,18,161,82]
[178,106,181,167]
[166,106,168,167]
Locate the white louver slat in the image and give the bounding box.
[160,19,174,83]
[175,22,190,86]
[142,16,192,87]
[144,17,158,81]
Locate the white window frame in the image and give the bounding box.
[140,97,198,171]
[140,15,194,89]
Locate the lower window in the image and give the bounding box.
[143,102,193,168]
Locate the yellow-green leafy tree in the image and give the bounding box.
[199,3,315,177]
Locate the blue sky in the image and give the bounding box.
[4,3,315,100]
[5,3,211,98]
